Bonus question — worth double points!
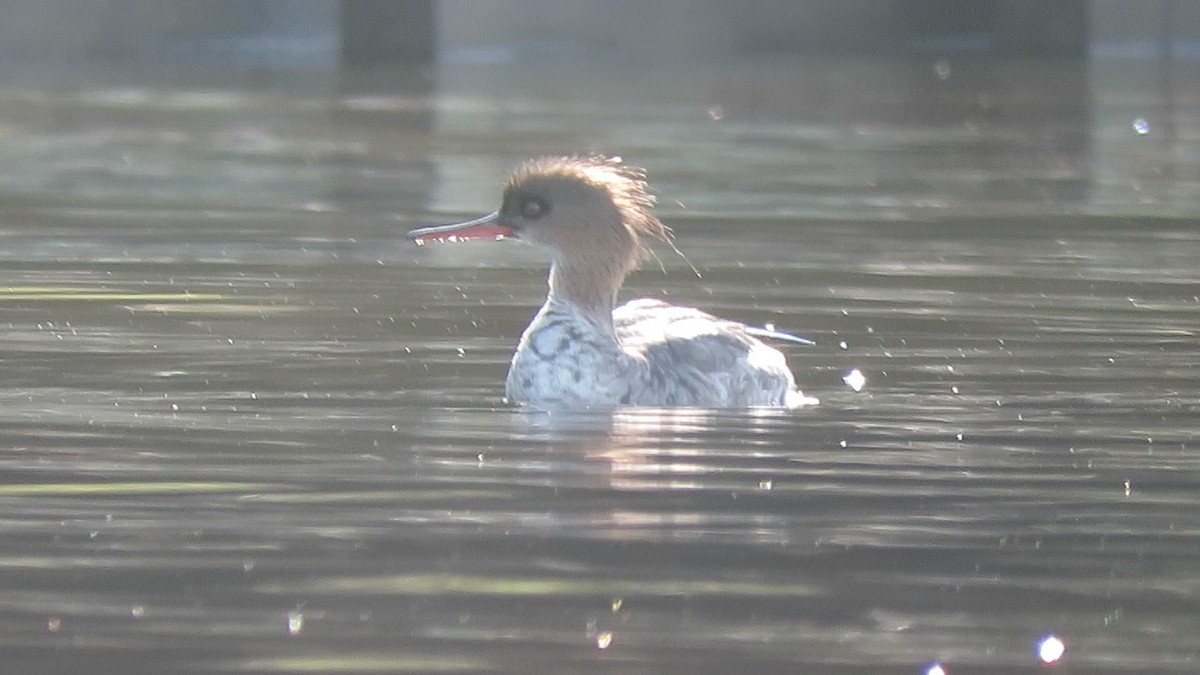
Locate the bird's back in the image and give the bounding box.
[614,299,804,407]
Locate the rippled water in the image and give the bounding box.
[0,57,1198,673]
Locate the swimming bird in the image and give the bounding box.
[409,156,816,409]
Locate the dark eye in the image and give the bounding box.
[520,198,547,220]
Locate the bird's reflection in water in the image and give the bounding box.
[510,406,794,491]
[506,406,807,545]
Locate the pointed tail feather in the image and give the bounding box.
[744,326,815,346]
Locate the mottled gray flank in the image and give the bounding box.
[617,299,807,407]
[505,298,812,409]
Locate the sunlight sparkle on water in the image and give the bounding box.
[1132,117,1150,135]
[1036,634,1065,664]
[924,662,946,675]
[843,368,866,392]
[595,631,613,649]
[286,611,304,636]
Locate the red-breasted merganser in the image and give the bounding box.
[409,156,816,409]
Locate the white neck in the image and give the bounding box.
[546,260,621,338]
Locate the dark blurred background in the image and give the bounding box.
[2,0,1192,221]
[0,0,1193,66]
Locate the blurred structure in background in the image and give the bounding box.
[340,1,433,65]
[0,0,1194,67]
[0,0,1192,220]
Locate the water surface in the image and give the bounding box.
[0,57,1197,673]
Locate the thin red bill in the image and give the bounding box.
[408,211,512,243]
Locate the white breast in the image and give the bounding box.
[505,303,631,407]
